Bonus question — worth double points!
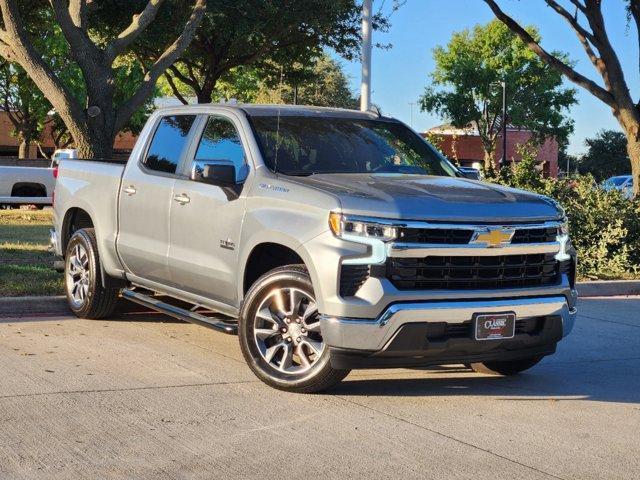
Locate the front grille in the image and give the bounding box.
[398,227,473,244]
[397,225,558,245]
[511,227,558,244]
[387,253,560,290]
[340,265,370,297]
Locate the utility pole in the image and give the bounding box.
[360,0,372,112]
[500,81,507,169]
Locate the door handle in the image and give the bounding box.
[123,185,136,196]
[174,193,190,205]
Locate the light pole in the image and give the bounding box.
[499,80,507,170]
[360,0,372,112]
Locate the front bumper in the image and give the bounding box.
[320,295,576,368]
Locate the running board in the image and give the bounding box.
[121,289,238,335]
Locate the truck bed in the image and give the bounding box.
[53,159,126,275]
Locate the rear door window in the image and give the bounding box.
[143,115,196,174]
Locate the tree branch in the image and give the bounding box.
[115,0,206,132]
[544,0,597,45]
[482,0,616,109]
[106,0,164,62]
[49,0,101,79]
[0,0,86,132]
[163,71,189,105]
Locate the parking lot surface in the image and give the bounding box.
[0,297,639,480]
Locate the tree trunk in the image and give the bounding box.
[18,139,29,159]
[17,129,33,159]
[625,130,640,197]
[483,149,495,171]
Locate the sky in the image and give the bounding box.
[333,0,639,156]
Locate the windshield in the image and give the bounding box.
[249,115,458,177]
[604,176,630,187]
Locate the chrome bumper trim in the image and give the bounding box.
[387,242,560,258]
[320,296,576,352]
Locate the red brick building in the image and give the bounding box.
[424,124,559,178]
[0,110,136,158]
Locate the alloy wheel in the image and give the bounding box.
[253,287,324,375]
[66,243,90,308]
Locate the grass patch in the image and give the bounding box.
[0,209,63,297]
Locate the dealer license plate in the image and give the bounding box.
[474,313,516,341]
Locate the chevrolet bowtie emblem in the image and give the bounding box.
[471,228,514,248]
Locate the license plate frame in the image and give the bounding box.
[474,312,516,341]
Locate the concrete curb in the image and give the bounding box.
[0,295,68,316]
[577,280,640,297]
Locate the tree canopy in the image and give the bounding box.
[419,19,577,168]
[482,1,640,195]
[577,130,630,182]
[207,54,357,109]
[142,0,382,104]
[0,0,206,158]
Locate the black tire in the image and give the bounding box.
[64,228,119,319]
[469,356,543,376]
[238,264,349,393]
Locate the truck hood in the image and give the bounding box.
[286,173,562,223]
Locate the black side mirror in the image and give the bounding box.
[191,160,237,187]
[458,167,481,180]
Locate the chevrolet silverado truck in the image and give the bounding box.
[52,105,577,393]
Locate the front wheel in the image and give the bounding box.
[469,356,543,376]
[238,265,349,393]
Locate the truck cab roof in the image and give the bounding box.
[151,103,390,120]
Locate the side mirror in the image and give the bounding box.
[458,167,481,180]
[190,159,239,187]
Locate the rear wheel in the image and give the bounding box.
[238,265,349,393]
[469,356,543,375]
[64,228,119,319]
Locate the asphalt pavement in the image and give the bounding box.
[0,297,638,480]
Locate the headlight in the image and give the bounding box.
[329,213,398,242]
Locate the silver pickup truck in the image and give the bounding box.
[52,105,577,393]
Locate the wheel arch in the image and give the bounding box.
[11,182,48,197]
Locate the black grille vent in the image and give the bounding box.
[387,253,560,290]
[398,228,473,244]
[340,265,370,297]
[425,318,545,340]
[511,227,558,244]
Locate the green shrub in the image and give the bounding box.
[485,145,640,280]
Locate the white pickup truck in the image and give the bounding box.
[0,160,56,209]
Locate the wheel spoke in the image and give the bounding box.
[255,327,278,341]
[272,288,288,316]
[256,306,280,327]
[304,318,321,333]
[280,343,293,370]
[264,341,284,363]
[296,344,311,368]
[302,301,317,321]
[289,289,302,316]
[302,338,323,356]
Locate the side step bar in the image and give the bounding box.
[121,289,238,335]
